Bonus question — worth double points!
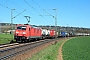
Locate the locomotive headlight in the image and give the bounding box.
[22,32,26,34]
[16,32,19,33]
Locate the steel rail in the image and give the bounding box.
[0,38,59,60]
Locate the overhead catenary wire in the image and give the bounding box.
[14,9,26,18]
[32,0,54,17]
[32,0,43,11]
[23,0,44,18]
[4,0,49,18]
[8,0,33,15]
[0,3,11,10]
[8,0,24,9]
[0,3,25,18]
[32,0,57,27]
[24,0,40,14]
[0,0,51,25]
[42,9,54,17]
[0,1,44,24]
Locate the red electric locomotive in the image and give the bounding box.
[14,24,42,42]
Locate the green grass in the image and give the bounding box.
[27,40,64,60]
[62,36,90,60]
[0,34,13,38]
[0,34,14,44]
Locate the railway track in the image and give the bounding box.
[0,38,59,60]
[0,43,19,48]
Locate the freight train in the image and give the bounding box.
[14,24,90,42]
[14,24,56,42]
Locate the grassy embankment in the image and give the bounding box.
[0,34,14,44]
[27,40,64,60]
[62,36,90,60]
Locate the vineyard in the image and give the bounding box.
[62,36,90,60]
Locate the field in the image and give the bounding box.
[27,36,90,60]
[62,36,90,60]
[0,34,14,44]
[27,40,64,60]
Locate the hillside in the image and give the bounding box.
[0,23,90,34]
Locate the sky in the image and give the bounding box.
[0,0,90,28]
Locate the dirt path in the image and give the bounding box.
[57,38,72,60]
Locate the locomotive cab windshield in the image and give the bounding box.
[17,26,26,30]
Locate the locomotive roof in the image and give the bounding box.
[31,25,41,29]
[17,24,41,29]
